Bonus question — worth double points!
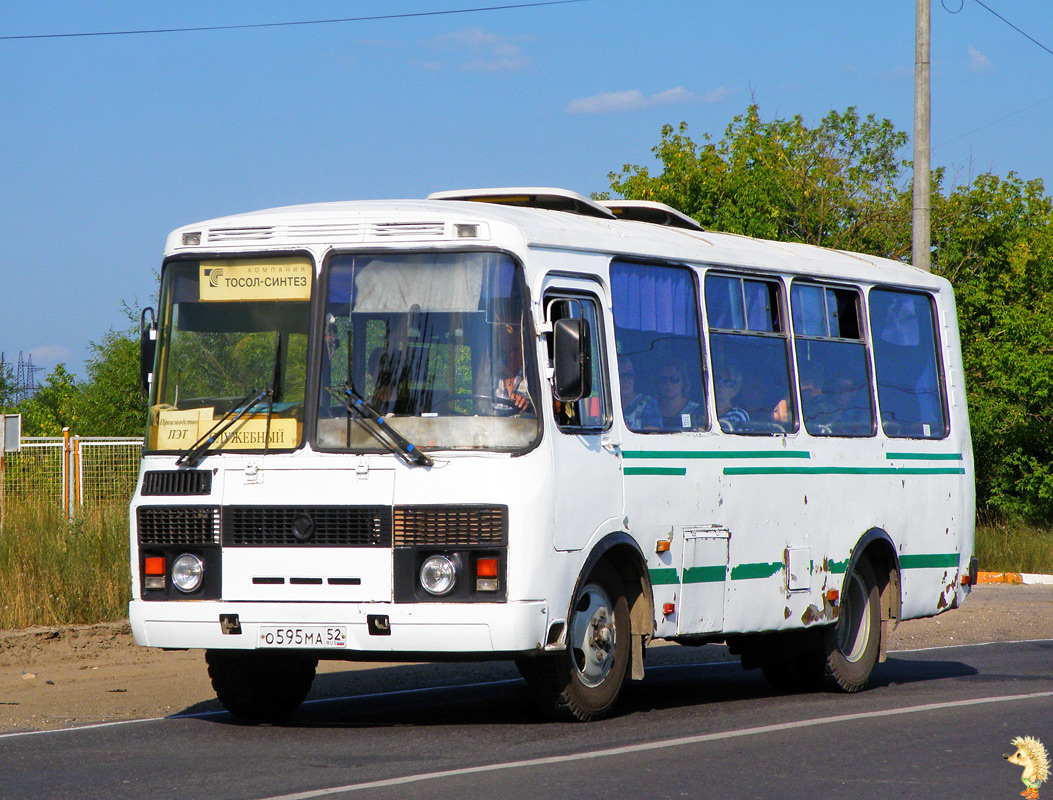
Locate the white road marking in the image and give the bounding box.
[258,690,1053,799]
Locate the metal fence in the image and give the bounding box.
[1,431,142,516]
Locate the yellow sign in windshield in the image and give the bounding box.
[199,258,312,302]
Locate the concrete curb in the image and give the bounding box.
[977,571,1053,586]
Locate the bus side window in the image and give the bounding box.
[705,273,795,434]
[791,283,875,437]
[547,294,609,431]
[869,289,948,439]
[610,261,707,433]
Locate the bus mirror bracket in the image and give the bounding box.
[552,317,592,402]
[140,306,157,403]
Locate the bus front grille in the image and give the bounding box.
[393,505,507,547]
[138,506,220,545]
[141,470,212,496]
[222,506,391,547]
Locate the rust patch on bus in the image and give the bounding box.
[801,604,824,625]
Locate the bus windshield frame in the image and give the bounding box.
[315,249,541,454]
[145,255,313,456]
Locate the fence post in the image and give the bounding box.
[0,416,5,532]
[62,427,71,519]
[74,435,83,509]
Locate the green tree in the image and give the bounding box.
[77,326,144,436]
[931,173,1053,521]
[603,105,910,255]
[0,354,16,410]
[17,364,79,435]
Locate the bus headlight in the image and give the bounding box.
[171,553,205,593]
[420,555,457,596]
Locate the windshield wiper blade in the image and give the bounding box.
[177,387,270,467]
[326,383,433,467]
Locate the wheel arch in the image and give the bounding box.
[569,532,654,680]
[844,527,901,661]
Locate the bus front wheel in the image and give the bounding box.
[205,649,318,723]
[517,562,630,721]
[820,557,881,692]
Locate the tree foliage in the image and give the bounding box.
[5,326,142,438]
[603,105,1053,523]
[603,106,910,256]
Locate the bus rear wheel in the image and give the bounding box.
[205,649,318,723]
[820,557,881,692]
[517,562,629,721]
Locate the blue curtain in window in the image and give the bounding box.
[611,261,697,335]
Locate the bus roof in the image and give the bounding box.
[164,189,939,289]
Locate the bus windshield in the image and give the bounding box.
[147,257,312,454]
[317,251,539,452]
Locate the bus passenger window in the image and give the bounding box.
[610,261,707,433]
[705,273,794,434]
[869,289,947,439]
[791,283,874,437]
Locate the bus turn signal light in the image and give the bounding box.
[144,556,165,575]
[825,589,839,603]
[476,557,499,592]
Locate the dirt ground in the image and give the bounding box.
[1,583,1051,734]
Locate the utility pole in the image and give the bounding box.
[913,0,932,271]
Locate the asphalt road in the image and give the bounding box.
[2,639,1051,800]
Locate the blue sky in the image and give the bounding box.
[2,1,1051,380]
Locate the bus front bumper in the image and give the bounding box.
[129,599,552,655]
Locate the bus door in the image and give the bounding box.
[677,526,729,635]
[542,278,623,552]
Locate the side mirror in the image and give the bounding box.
[552,317,592,402]
[139,307,156,403]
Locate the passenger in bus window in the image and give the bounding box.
[714,363,750,432]
[618,355,661,432]
[490,323,531,415]
[656,362,703,431]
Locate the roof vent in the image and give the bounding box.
[599,200,705,232]
[428,187,616,220]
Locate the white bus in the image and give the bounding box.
[131,188,976,722]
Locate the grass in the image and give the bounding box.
[0,501,130,630]
[974,518,1053,575]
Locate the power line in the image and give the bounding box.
[970,0,1053,60]
[0,1,588,42]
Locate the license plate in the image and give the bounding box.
[258,625,347,648]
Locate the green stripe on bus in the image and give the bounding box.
[723,466,966,476]
[649,568,680,585]
[900,553,960,569]
[625,467,687,476]
[623,450,811,460]
[885,452,964,461]
[828,559,850,574]
[730,561,783,580]
[684,566,727,584]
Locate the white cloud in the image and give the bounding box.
[566,86,717,115]
[968,46,992,73]
[27,345,70,364]
[426,28,530,73]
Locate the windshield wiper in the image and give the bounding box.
[177,387,270,467]
[263,332,282,457]
[326,383,433,467]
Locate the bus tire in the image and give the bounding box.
[820,557,881,692]
[205,649,317,723]
[518,562,629,721]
